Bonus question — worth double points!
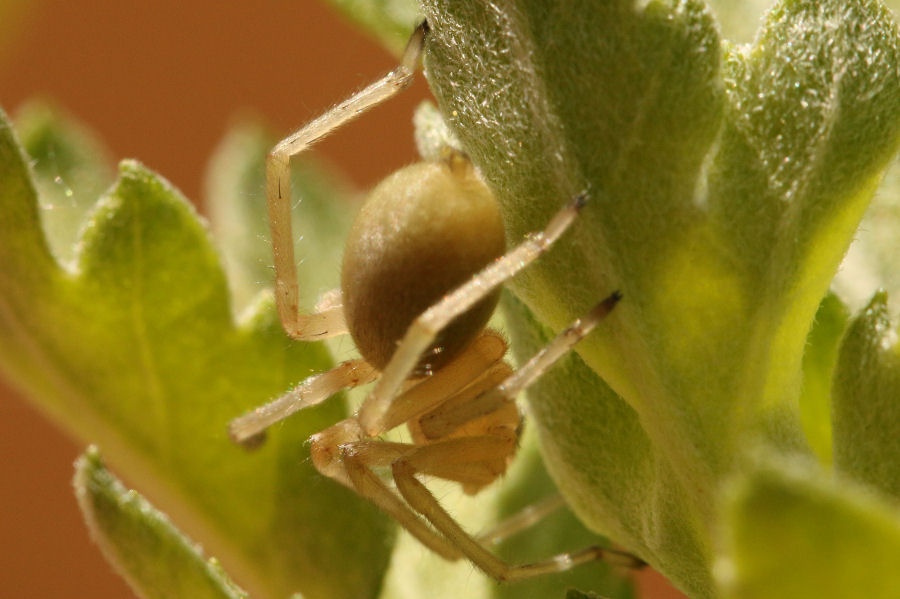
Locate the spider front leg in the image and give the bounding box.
[475,494,566,546]
[266,22,428,340]
[229,358,378,445]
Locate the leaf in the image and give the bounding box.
[500,292,708,599]
[834,157,900,314]
[421,1,900,596]
[703,0,771,43]
[412,101,463,162]
[320,0,420,56]
[832,291,900,502]
[799,292,850,463]
[13,101,114,265]
[717,457,900,599]
[0,106,393,599]
[74,446,250,599]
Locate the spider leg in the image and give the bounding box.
[392,454,645,582]
[475,494,566,546]
[345,459,460,560]
[378,330,508,434]
[359,194,588,436]
[229,358,377,445]
[388,292,639,576]
[407,359,515,445]
[334,439,465,561]
[417,292,622,441]
[306,347,503,481]
[266,22,428,341]
[334,434,517,562]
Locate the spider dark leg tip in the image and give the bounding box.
[234,430,268,451]
[571,192,589,211]
[597,290,622,313]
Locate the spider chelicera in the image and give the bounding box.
[229,20,642,582]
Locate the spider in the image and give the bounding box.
[229,20,642,582]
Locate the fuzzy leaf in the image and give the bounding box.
[833,291,900,501]
[13,101,114,265]
[704,0,771,42]
[412,101,463,162]
[0,106,392,599]
[834,158,900,314]
[74,447,250,599]
[321,0,420,56]
[421,1,900,596]
[501,292,708,598]
[799,292,850,463]
[717,458,900,599]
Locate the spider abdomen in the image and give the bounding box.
[341,157,506,371]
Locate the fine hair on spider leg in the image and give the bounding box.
[229,19,644,584]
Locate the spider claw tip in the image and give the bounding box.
[572,192,589,210]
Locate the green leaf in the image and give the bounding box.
[13,101,114,265]
[717,458,900,599]
[835,157,900,314]
[321,0,420,56]
[0,106,392,599]
[704,0,771,43]
[421,1,900,596]
[799,292,850,463]
[74,446,250,599]
[501,291,708,598]
[412,101,463,162]
[832,291,900,501]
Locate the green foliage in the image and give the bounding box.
[74,447,250,599]
[3,1,900,598]
[13,101,114,264]
[421,0,900,596]
[0,105,393,599]
[320,0,421,56]
[833,292,900,500]
[799,293,850,463]
[718,458,900,599]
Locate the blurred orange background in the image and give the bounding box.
[0,1,684,597]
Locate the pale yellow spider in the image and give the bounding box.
[229,21,642,582]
